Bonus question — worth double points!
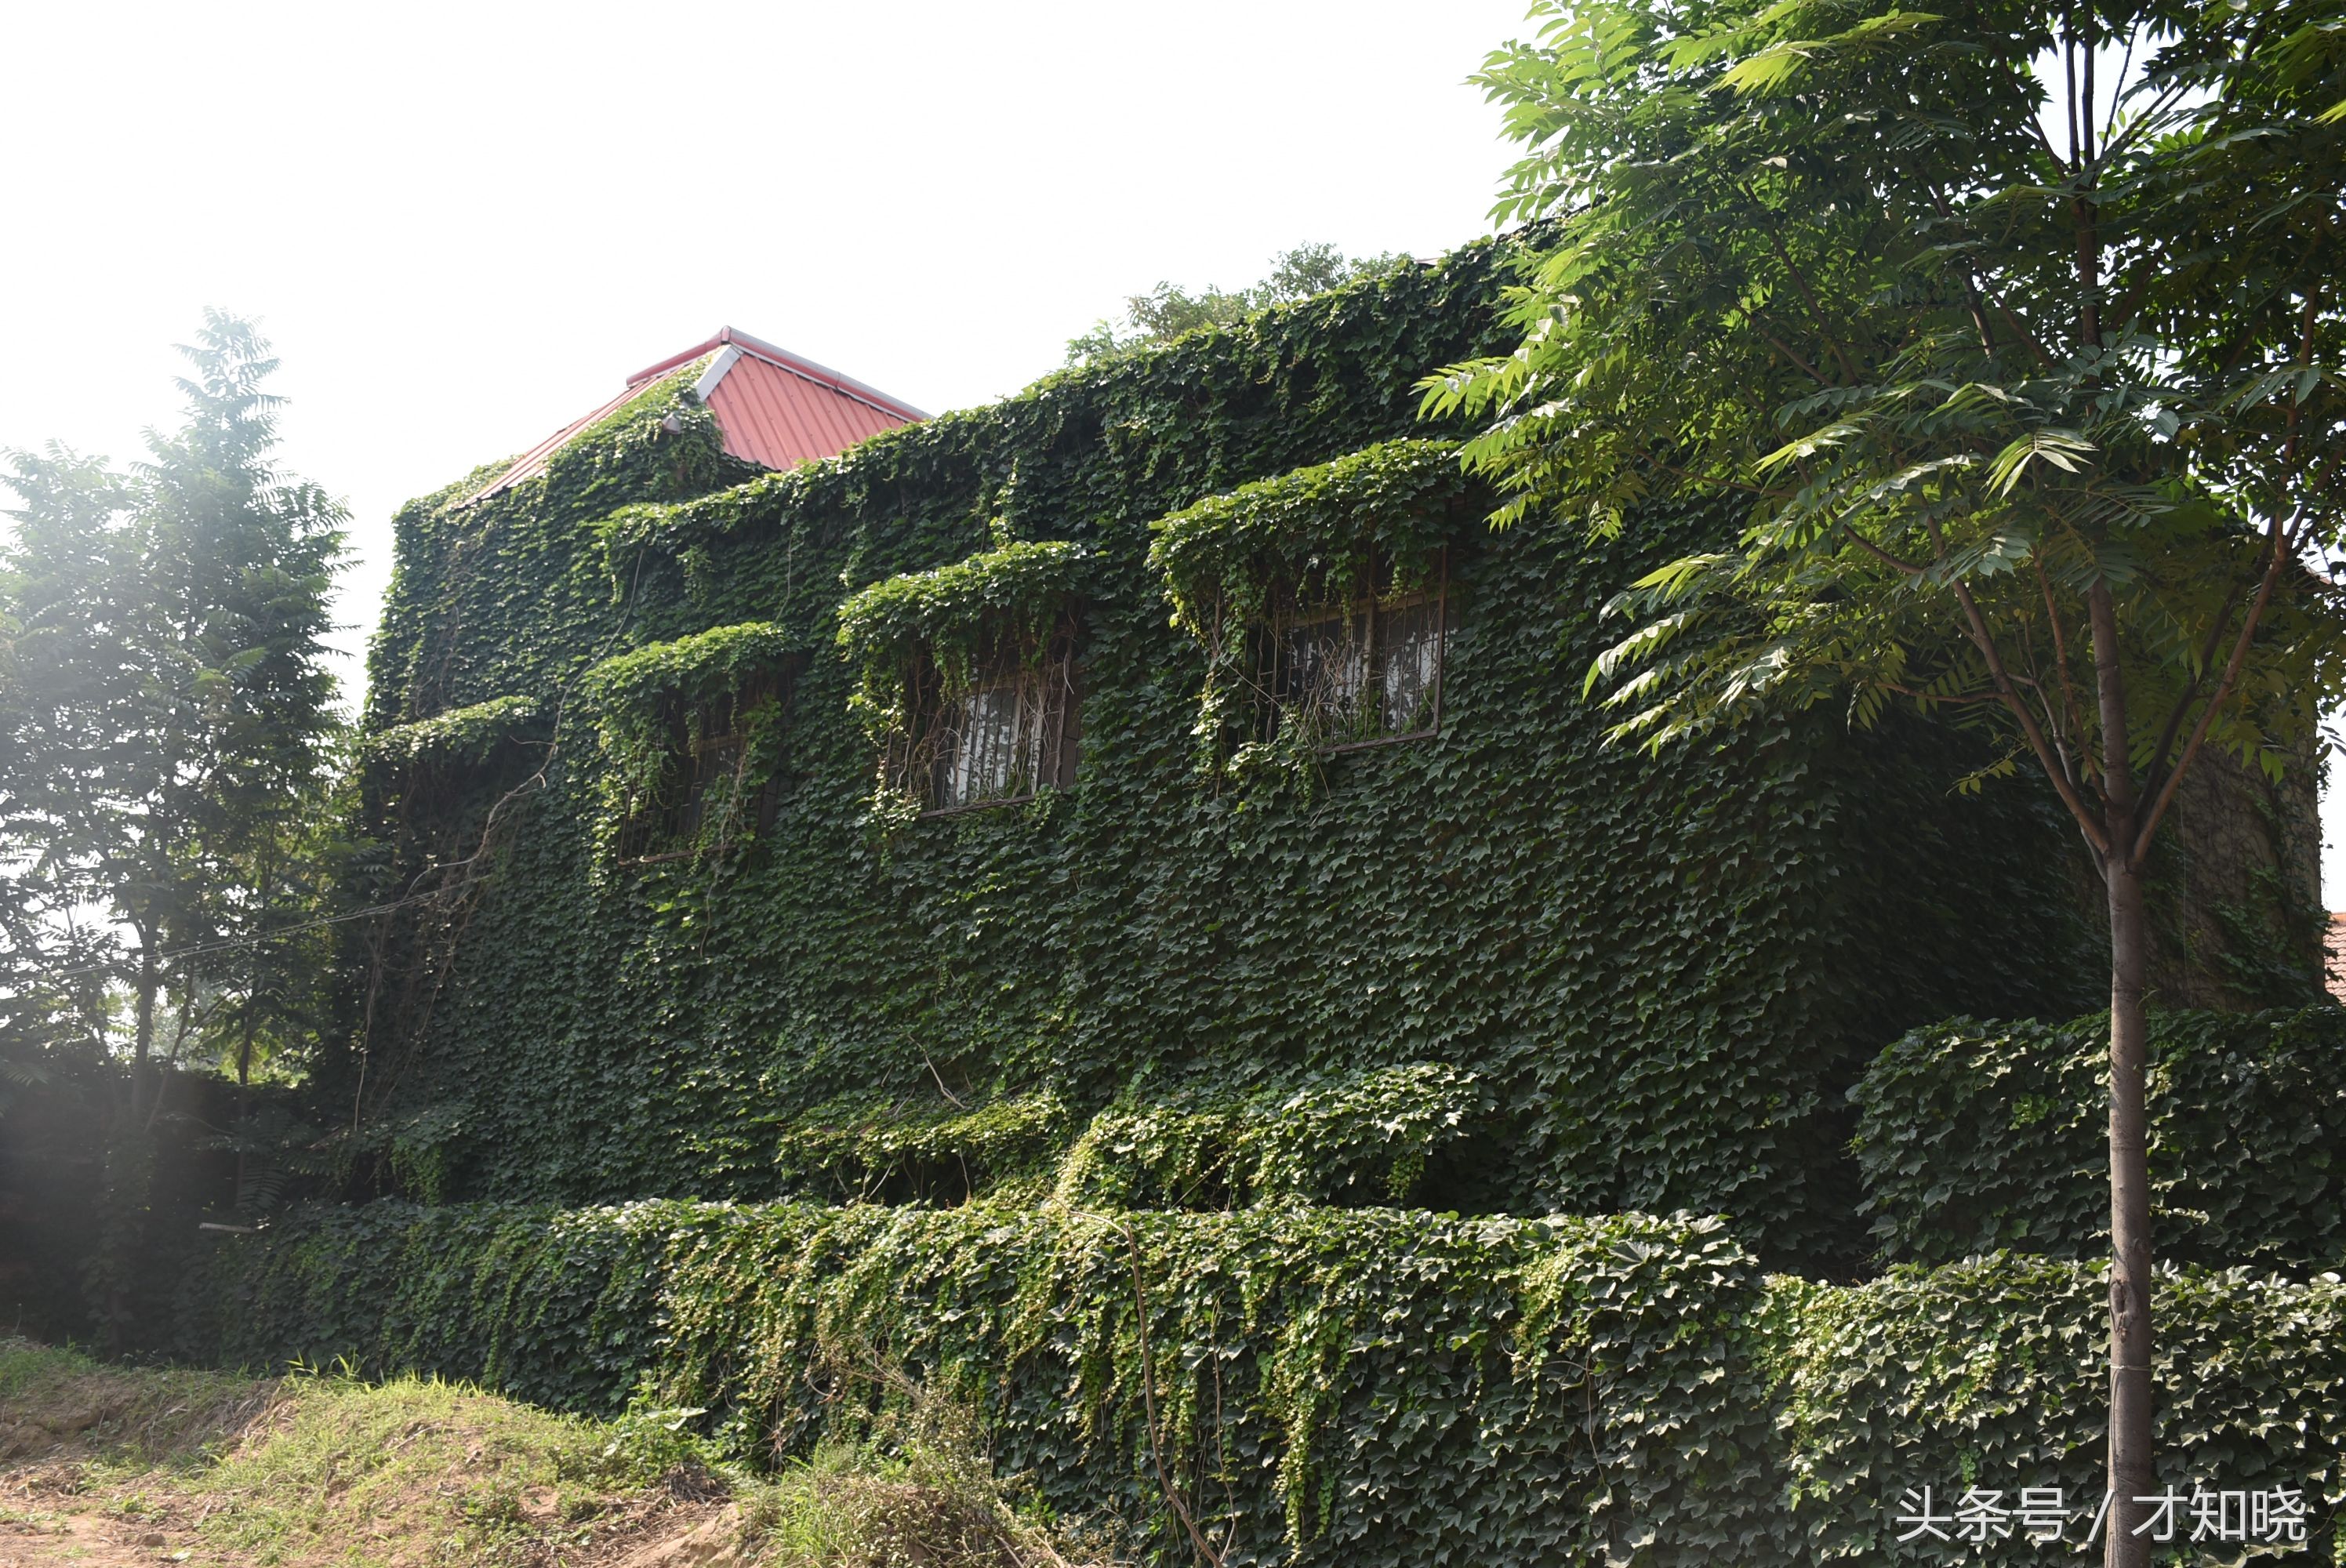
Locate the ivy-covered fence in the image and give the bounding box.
[331,232,2165,1269]
[178,1199,2346,1566]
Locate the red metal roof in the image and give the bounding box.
[465,327,923,505]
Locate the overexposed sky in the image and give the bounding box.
[0,0,1529,677]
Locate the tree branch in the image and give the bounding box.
[2137,581,2242,801]
[2094,78,2193,169]
[1883,681,2010,706]
[1757,222,1862,383]
[1840,524,1927,575]
[1757,327,1832,388]
[2027,114,2072,178]
[2130,513,2296,860]
[2103,31,2138,147]
[2132,310,2330,861]
[1919,183,2001,359]
[2035,556,2086,787]
[1948,572,2112,851]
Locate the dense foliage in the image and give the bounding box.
[335,234,2136,1268]
[1148,435,1462,597]
[1854,1006,2346,1270]
[1051,1062,1486,1210]
[365,694,543,771]
[177,1198,2346,1564]
[1,314,347,1341]
[762,1063,1487,1211]
[833,536,1091,764]
[1149,438,1475,777]
[1430,0,2345,1536]
[2,314,347,1104]
[576,620,796,858]
[1431,0,2345,777]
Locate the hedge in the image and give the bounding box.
[179,1199,2346,1566]
[1853,1006,2346,1270]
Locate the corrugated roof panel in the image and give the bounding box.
[705,352,911,471]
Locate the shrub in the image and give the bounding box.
[1852,1007,2346,1269]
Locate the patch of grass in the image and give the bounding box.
[191,1371,645,1564]
[746,1381,1111,1568]
[0,1339,1117,1567]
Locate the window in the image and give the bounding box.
[893,629,1081,813]
[617,672,790,860]
[1263,553,1451,749]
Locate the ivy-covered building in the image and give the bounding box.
[340,235,2319,1267]
[164,234,2346,1566]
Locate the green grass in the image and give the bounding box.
[0,1339,1110,1566]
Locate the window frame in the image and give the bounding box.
[890,616,1084,818]
[1259,547,1451,753]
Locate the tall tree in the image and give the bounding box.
[1065,243,1407,363]
[1425,0,2344,1558]
[2,311,345,1332]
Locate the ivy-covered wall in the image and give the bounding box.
[174,1200,2346,1566]
[336,232,2314,1267]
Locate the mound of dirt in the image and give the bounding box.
[0,1377,278,1468]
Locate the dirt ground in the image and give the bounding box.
[0,1346,754,1567]
[0,1457,749,1568]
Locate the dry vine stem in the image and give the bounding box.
[1099,1214,1226,1568]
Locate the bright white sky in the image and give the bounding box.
[0,0,1530,670]
[2,0,2338,903]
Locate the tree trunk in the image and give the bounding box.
[2104,853,2155,1568]
[2084,575,2155,1567]
[235,1001,256,1210]
[129,938,158,1123]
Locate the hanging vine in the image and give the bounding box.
[835,538,1090,814]
[366,695,545,772]
[1146,439,1473,780]
[576,621,797,862]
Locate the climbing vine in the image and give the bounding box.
[1051,1062,1484,1210]
[123,136,2344,1568]
[1147,438,1471,778]
[576,621,795,861]
[1851,1004,2346,1269]
[834,538,1089,811]
[1149,437,1466,628]
[179,1201,2346,1564]
[318,226,2313,1272]
[837,539,1091,718]
[366,694,544,771]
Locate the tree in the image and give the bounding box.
[1423,0,2344,1557]
[0,599,82,1113]
[2,311,346,1334]
[1065,243,1407,363]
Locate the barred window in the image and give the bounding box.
[1264,553,1451,749]
[617,672,790,861]
[892,628,1081,813]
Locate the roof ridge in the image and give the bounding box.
[627,327,926,422]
